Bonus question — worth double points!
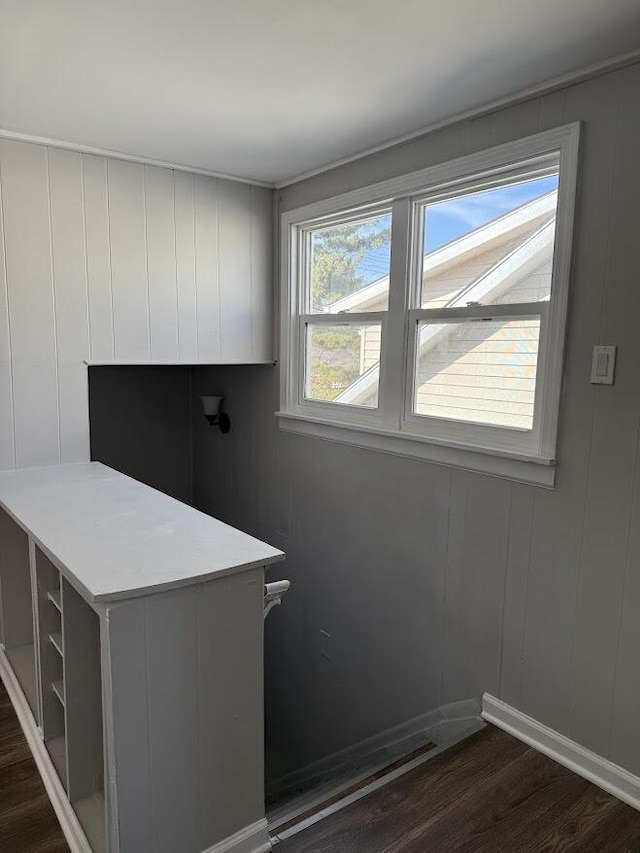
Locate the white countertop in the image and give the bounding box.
[0,462,284,604]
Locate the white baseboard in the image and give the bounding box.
[482,693,640,812]
[201,818,271,853]
[0,646,93,853]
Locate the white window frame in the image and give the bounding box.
[278,124,581,487]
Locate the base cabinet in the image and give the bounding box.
[0,472,280,853]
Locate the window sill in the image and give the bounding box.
[276,411,556,488]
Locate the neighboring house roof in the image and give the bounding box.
[333,191,558,408]
[330,191,557,315]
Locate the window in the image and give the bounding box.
[279,125,580,487]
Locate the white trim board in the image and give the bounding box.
[482,694,640,812]
[0,645,93,853]
[201,819,271,853]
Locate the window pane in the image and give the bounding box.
[419,174,559,309]
[414,317,541,430]
[305,323,381,407]
[308,212,392,313]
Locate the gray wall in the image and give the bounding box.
[192,60,640,782]
[89,366,193,505]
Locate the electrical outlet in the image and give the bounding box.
[320,629,332,660]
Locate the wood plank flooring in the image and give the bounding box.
[3,675,640,853]
[276,726,640,852]
[0,682,68,852]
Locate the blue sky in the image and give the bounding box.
[358,175,559,285]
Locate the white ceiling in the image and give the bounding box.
[1,0,639,185]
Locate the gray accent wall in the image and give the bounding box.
[89,366,193,505]
[192,61,640,782]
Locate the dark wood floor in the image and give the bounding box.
[277,726,640,853]
[3,677,640,853]
[0,682,68,852]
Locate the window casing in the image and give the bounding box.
[278,125,580,487]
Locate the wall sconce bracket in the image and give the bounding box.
[200,396,231,433]
[204,411,231,432]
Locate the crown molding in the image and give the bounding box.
[0,128,274,188]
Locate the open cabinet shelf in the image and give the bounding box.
[30,543,106,853]
[47,734,68,788]
[75,792,107,853]
[52,679,65,707]
[49,631,63,657]
[62,576,106,853]
[0,506,106,852]
[47,588,62,612]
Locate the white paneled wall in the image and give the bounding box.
[0,139,274,471]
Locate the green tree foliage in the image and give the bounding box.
[312,327,360,350]
[311,218,390,310]
[309,363,358,401]
[308,215,389,400]
[309,326,361,401]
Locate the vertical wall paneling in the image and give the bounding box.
[194,175,221,361]
[520,73,622,735]
[441,473,511,704]
[144,166,179,362]
[0,155,15,469]
[107,160,150,362]
[250,186,274,362]
[568,64,640,756]
[610,426,640,771]
[48,148,91,463]
[0,140,59,467]
[537,90,567,132]
[498,484,535,708]
[83,154,115,363]
[187,64,640,784]
[0,140,273,472]
[89,366,194,505]
[608,63,640,772]
[173,170,198,362]
[218,181,252,361]
[470,98,541,151]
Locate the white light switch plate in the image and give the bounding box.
[591,345,617,385]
